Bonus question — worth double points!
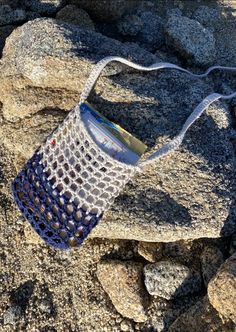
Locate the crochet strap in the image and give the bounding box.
[79,56,236,167]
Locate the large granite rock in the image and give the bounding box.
[1,18,236,243]
[0,18,157,121]
[208,253,236,324]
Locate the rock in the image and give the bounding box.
[68,0,137,22]
[208,253,236,323]
[200,245,224,286]
[56,5,95,30]
[24,222,44,245]
[168,297,235,332]
[25,11,41,21]
[163,241,193,258]
[90,74,234,243]
[165,15,216,65]
[3,306,22,325]
[155,49,181,65]
[214,17,236,67]
[97,260,149,322]
[22,0,66,15]
[192,6,221,29]
[38,298,53,314]
[1,19,235,244]
[144,260,202,299]
[144,293,205,332]
[118,11,165,52]
[0,5,26,26]
[136,11,165,52]
[138,242,163,263]
[120,320,134,332]
[167,8,182,18]
[117,14,143,36]
[0,18,157,120]
[229,233,236,255]
[0,0,18,8]
[0,24,15,56]
[163,239,226,268]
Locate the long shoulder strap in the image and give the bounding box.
[79,56,236,167]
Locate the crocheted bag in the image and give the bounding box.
[12,56,236,249]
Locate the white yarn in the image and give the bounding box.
[38,107,137,217]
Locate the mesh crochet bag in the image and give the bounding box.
[12,56,236,249]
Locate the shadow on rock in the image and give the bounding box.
[9,280,35,313]
[114,184,192,227]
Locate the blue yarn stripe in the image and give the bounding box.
[12,152,101,249]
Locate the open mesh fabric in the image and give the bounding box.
[12,56,236,250]
[12,153,100,249]
[39,103,137,216]
[12,103,136,249]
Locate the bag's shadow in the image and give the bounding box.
[114,183,192,227]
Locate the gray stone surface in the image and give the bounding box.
[1,18,236,244]
[200,245,224,286]
[117,11,165,52]
[3,306,22,325]
[117,14,143,36]
[0,5,26,26]
[136,11,165,51]
[192,6,221,29]
[22,0,66,15]
[118,11,165,52]
[214,17,236,67]
[0,0,18,8]
[56,5,95,30]
[69,0,137,22]
[165,15,216,65]
[25,11,41,21]
[144,261,202,299]
[167,8,182,19]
